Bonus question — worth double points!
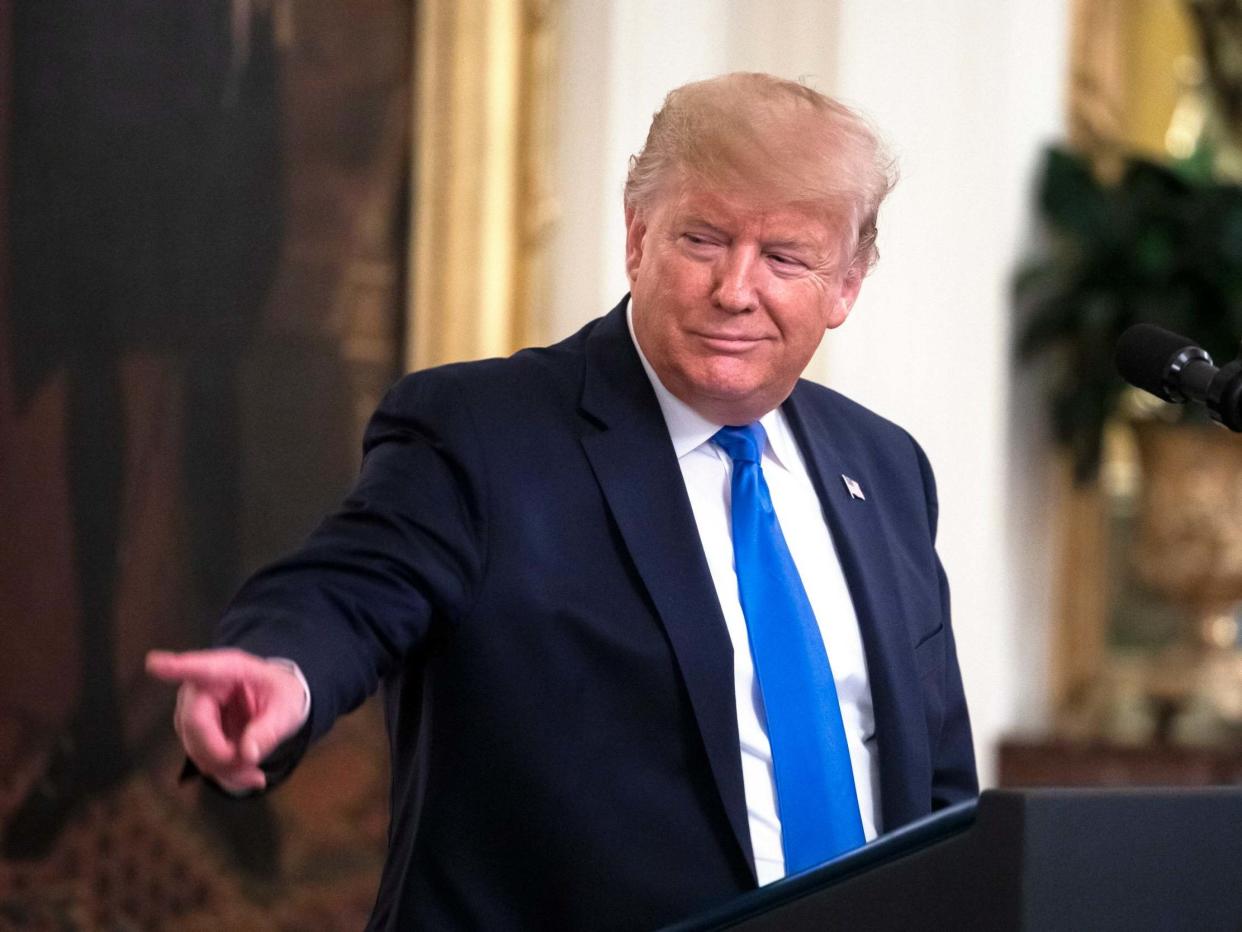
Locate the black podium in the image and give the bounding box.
[666,788,1242,931]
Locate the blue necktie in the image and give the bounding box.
[712,423,864,873]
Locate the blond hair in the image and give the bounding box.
[624,73,896,272]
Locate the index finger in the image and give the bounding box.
[145,648,270,688]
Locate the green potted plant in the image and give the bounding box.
[1015,146,1242,480]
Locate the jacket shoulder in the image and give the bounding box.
[791,378,918,447]
[366,319,604,452]
[380,318,599,411]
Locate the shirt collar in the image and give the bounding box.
[625,298,797,472]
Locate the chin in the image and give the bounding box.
[693,386,776,425]
[695,371,768,406]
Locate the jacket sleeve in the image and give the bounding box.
[216,366,489,783]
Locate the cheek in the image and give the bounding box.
[649,277,701,327]
[773,301,834,356]
[659,253,715,295]
[779,288,836,331]
[793,316,831,355]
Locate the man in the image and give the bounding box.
[148,73,977,930]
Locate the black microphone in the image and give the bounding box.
[1115,323,1242,431]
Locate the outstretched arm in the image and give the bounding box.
[146,367,489,787]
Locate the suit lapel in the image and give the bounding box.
[783,386,931,830]
[578,302,755,877]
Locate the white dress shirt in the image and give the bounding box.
[627,306,880,885]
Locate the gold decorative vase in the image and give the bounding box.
[1132,420,1242,742]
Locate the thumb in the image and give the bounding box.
[238,688,307,766]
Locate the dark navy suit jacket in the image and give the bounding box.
[219,298,977,930]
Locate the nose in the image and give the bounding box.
[711,247,760,313]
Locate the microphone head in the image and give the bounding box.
[1115,323,1212,403]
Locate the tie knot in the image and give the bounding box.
[712,423,766,464]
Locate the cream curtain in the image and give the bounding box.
[407,0,558,371]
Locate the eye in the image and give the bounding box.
[683,233,717,247]
[767,252,804,269]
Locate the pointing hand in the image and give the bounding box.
[145,648,309,793]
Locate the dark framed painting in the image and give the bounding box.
[1,1,411,926]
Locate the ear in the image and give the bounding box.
[826,264,864,330]
[624,204,647,287]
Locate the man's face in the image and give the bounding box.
[626,181,862,425]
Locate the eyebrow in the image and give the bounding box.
[678,211,829,259]
[681,216,730,237]
[681,218,819,251]
[763,237,821,253]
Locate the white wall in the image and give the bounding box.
[824,3,1067,784]
[549,1,1068,786]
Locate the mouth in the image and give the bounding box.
[691,332,768,354]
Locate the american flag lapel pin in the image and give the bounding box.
[841,474,866,501]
